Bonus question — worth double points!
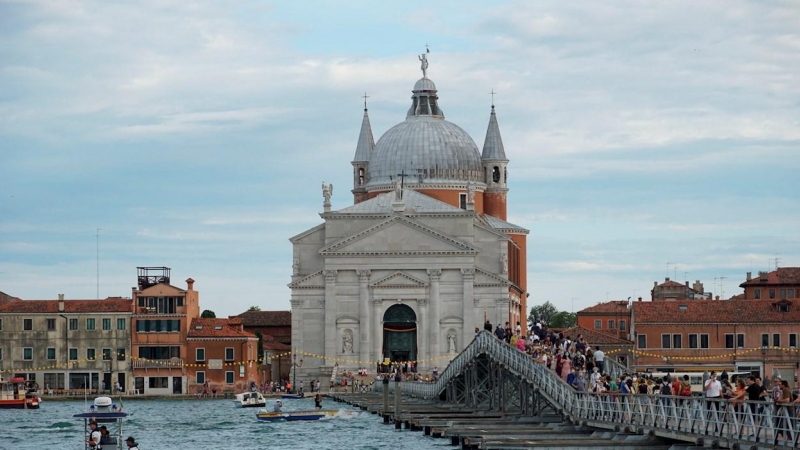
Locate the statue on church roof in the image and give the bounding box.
[322,182,333,205]
[394,177,403,202]
[418,48,429,78]
[466,181,476,204]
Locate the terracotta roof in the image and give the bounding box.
[0,298,132,314]
[656,279,688,288]
[740,268,800,287]
[188,318,256,339]
[728,293,745,300]
[261,334,292,352]
[577,300,629,315]
[562,326,633,346]
[232,310,291,327]
[0,291,21,306]
[633,298,800,324]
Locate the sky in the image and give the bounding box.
[1,0,798,317]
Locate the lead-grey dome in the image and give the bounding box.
[365,76,484,189]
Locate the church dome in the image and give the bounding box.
[365,74,483,189]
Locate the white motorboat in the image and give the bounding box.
[234,391,266,408]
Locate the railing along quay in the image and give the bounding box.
[376,331,799,449]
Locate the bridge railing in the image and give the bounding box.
[392,331,799,447]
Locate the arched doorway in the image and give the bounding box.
[383,304,417,362]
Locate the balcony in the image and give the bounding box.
[131,358,184,369]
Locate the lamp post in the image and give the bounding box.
[291,352,304,394]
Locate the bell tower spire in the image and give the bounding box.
[352,93,375,204]
[481,98,509,220]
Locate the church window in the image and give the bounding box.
[492,166,500,183]
[358,168,365,186]
[459,193,467,210]
[504,167,508,183]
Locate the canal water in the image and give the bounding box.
[0,397,450,449]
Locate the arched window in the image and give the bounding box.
[358,168,365,186]
[492,166,500,183]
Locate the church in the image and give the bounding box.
[289,53,528,379]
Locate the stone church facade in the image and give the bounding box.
[290,54,528,380]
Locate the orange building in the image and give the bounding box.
[630,299,800,381]
[740,268,800,300]
[576,300,631,341]
[231,310,292,382]
[186,318,259,394]
[129,267,199,395]
[651,278,711,301]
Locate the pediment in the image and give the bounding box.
[320,215,477,256]
[139,283,186,295]
[370,271,429,288]
[440,316,464,324]
[474,268,510,287]
[336,316,360,324]
[288,270,324,290]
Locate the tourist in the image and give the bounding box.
[315,393,323,410]
[593,346,605,374]
[483,320,492,332]
[99,426,112,446]
[273,400,283,413]
[87,421,101,449]
[560,352,572,382]
[125,436,139,450]
[572,372,586,392]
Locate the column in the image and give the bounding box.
[461,268,475,351]
[372,298,383,365]
[497,296,509,329]
[427,269,441,359]
[323,270,337,364]
[357,269,371,367]
[417,298,428,368]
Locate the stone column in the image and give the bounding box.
[461,268,475,351]
[427,269,441,360]
[357,269,371,367]
[372,298,383,366]
[497,296,510,330]
[417,298,428,369]
[323,270,337,364]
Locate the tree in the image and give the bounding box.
[247,305,261,311]
[255,330,264,361]
[549,311,577,329]
[200,309,216,318]
[528,301,559,328]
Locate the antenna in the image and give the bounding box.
[774,253,780,269]
[95,228,103,299]
[719,276,728,299]
[666,262,672,277]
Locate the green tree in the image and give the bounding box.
[528,301,559,327]
[200,309,216,318]
[548,311,577,329]
[255,330,264,361]
[247,305,261,311]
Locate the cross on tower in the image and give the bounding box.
[396,170,410,190]
[489,89,497,108]
[362,92,370,110]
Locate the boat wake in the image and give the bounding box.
[323,409,362,420]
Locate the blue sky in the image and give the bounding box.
[1,0,798,316]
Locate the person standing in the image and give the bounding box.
[704,370,722,429]
[315,393,323,410]
[593,347,605,374]
[87,421,101,450]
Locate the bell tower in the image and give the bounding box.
[352,94,375,204]
[481,104,509,220]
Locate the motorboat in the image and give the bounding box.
[280,392,305,399]
[234,391,266,408]
[73,396,128,450]
[255,409,336,422]
[0,375,40,409]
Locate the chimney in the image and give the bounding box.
[654,281,658,287]
[746,272,752,281]
[638,297,642,302]
[715,295,720,300]
[186,278,195,291]
[685,281,690,287]
[58,294,65,312]
[665,277,670,282]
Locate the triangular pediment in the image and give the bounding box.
[320,215,477,256]
[288,270,324,289]
[370,271,429,288]
[474,268,510,287]
[139,283,186,295]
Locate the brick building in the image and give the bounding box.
[0,295,132,392]
[575,300,630,340]
[232,310,292,382]
[740,268,800,300]
[130,267,199,395]
[186,317,259,393]
[651,278,711,301]
[630,299,800,381]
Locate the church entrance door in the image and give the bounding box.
[382,304,417,362]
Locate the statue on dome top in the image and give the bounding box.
[419,47,430,78]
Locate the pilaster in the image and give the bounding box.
[461,268,475,351]
[323,269,337,363]
[427,269,442,359]
[357,269,371,366]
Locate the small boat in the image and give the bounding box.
[0,375,40,409]
[280,393,305,399]
[255,409,336,422]
[234,391,266,408]
[74,396,129,450]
